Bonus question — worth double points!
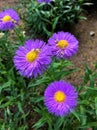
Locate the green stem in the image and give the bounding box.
[46,69,55,81]
[14,27,25,43]
[4,31,9,40]
[60,58,64,70]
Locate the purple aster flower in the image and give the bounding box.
[0,9,20,31]
[48,31,79,59]
[37,0,51,3]
[44,80,78,116]
[14,39,52,78]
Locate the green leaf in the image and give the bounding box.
[52,16,59,31]
[80,106,87,125]
[0,79,12,93]
[17,102,24,113]
[95,97,97,115]
[33,117,47,129]
[72,111,80,121]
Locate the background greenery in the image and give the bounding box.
[19,0,92,38]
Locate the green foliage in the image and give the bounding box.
[21,0,92,38]
[0,28,78,129]
[32,64,97,130]
[0,0,96,130]
[1,20,97,130]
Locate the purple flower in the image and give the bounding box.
[37,0,51,3]
[14,39,52,78]
[44,80,78,116]
[0,9,20,31]
[48,31,79,59]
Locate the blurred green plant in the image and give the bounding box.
[20,0,92,38]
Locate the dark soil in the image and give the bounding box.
[68,7,97,86]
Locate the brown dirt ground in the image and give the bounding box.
[0,0,18,11]
[69,9,97,86]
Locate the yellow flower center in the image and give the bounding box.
[2,15,12,22]
[54,91,66,103]
[57,40,69,49]
[26,49,39,62]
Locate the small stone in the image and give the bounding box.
[90,31,95,36]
